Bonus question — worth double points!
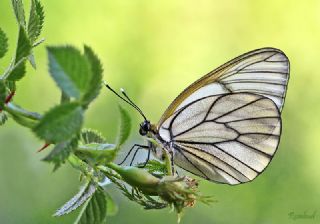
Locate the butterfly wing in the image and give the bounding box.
[159,93,281,185]
[156,48,289,185]
[157,47,289,128]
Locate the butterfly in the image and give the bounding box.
[105,47,289,185]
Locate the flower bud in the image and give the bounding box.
[107,163,160,189]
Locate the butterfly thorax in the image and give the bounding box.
[148,132,171,161]
[139,120,172,161]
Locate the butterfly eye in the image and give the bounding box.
[139,126,147,136]
[139,120,151,136]
[139,121,150,136]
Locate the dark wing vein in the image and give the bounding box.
[179,143,257,178]
[222,80,287,86]
[174,144,243,182]
[173,144,210,179]
[210,97,264,122]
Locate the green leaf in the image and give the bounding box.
[33,102,83,143]
[116,106,131,146]
[27,0,44,43]
[5,81,16,92]
[11,0,26,27]
[7,26,32,81]
[43,136,79,171]
[80,129,106,144]
[105,193,118,216]
[82,45,103,106]
[7,60,26,81]
[54,182,96,217]
[47,46,93,100]
[0,112,8,126]
[61,91,70,103]
[28,53,37,69]
[75,188,107,224]
[0,28,8,59]
[75,143,116,165]
[15,26,32,62]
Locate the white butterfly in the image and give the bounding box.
[108,47,289,185]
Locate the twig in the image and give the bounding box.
[4,102,42,120]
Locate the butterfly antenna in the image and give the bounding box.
[120,88,147,120]
[104,81,147,121]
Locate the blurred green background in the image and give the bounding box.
[1,0,319,223]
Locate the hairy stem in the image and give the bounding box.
[4,102,42,120]
[8,112,38,128]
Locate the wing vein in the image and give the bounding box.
[175,144,243,182]
[222,80,286,86]
[174,145,210,179]
[234,140,272,158]
[215,116,280,123]
[180,143,259,176]
[212,97,263,122]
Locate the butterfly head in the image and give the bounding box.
[139,120,151,136]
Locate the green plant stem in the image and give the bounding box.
[3,102,42,128]
[11,113,38,128]
[163,149,173,176]
[68,154,92,176]
[4,102,42,120]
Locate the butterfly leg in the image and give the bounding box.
[118,144,147,165]
[139,147,151,168]
[129,145,149,166]
[169,150,175,175]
